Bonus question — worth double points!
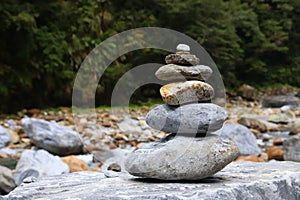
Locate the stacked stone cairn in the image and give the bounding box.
[125,44,238,180]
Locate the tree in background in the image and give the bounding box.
[0,0,299,113]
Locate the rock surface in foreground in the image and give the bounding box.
[21,118,83,156]
[125,133,238,180]
[3,161,300,200]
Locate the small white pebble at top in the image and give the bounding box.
[176,44,190,52]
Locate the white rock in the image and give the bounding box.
[176,44,190,52]
[0,126,11,149]
[14,149,69,185]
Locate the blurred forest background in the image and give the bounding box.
[1,0,300,113]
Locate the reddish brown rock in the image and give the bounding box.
[267,146,284,161]
[235,155,261,162]
[160,81,214,105]
[62,155,89,172]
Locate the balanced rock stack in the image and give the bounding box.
[125,44,238,180]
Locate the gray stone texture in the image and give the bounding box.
[3,161,300,200]
[0,166,16,195]
[262,95,299,108]
[215,123,261,156]
[155,64,213,81]
[125,133,238,180]
[0,126,11,149]
[146,103,227,134]
[21,118,83,156]
[14,149,69,185]
[283,133,300,162]
[160,81,214,105]
[165,53,200,66]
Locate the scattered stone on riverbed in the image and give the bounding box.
[21,118,84,156]
[14,149,69,185]
[0,126,11,149]
[262,95,299,108]
[0,165,16,195]
[215,123,261,156]
[283,133,300,162]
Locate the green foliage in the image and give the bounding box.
[0,0,299,113]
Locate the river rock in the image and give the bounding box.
[283,134,300,162]
[0,166,16,194]
[215,123,261,156]
[0,126,11,149]
[155,64,213,81]
[160,81,214,105]
[237,117,268,133]
[21,118,83,156]
[146,103,227,134]
[14,149,69,185]
[4,161,300,199]
[176,44,190,52]
[125,133,238,180]
[165,53,200,66]
[262,95,299,108]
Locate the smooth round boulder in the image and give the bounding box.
[262,95,299,108]
[165,53,200,66]
[125,133,239,180]
[146,103,227,134]
[160,81,214,105]
[21,118,83,156]
[155,64,213,81]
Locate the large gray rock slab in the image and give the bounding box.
[283,134,300,162]
[3,161,300,200]
[155,64,213,81]
[146,103,227,134]
[262,95,299,108]
[160,81,214,105]
[0,166,16,195]
[0,126,11,149]
[125,133,238,180]
[215,123,261,155]
[14,149,69,185]
[21,118,83,156]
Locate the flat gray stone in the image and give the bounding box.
[14,149,69,185]
[165,53,200,66]
[0,166,16,195]
[146,103,227,134]
[125,133,238,180]
[283,134,300,162]
[155,64,213,81]
[21,118,83,156]
[3,161,300,199]
[215,123,261,156]
[0,126,11,149]
[262,95,299,108]
[160,81,214,105]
